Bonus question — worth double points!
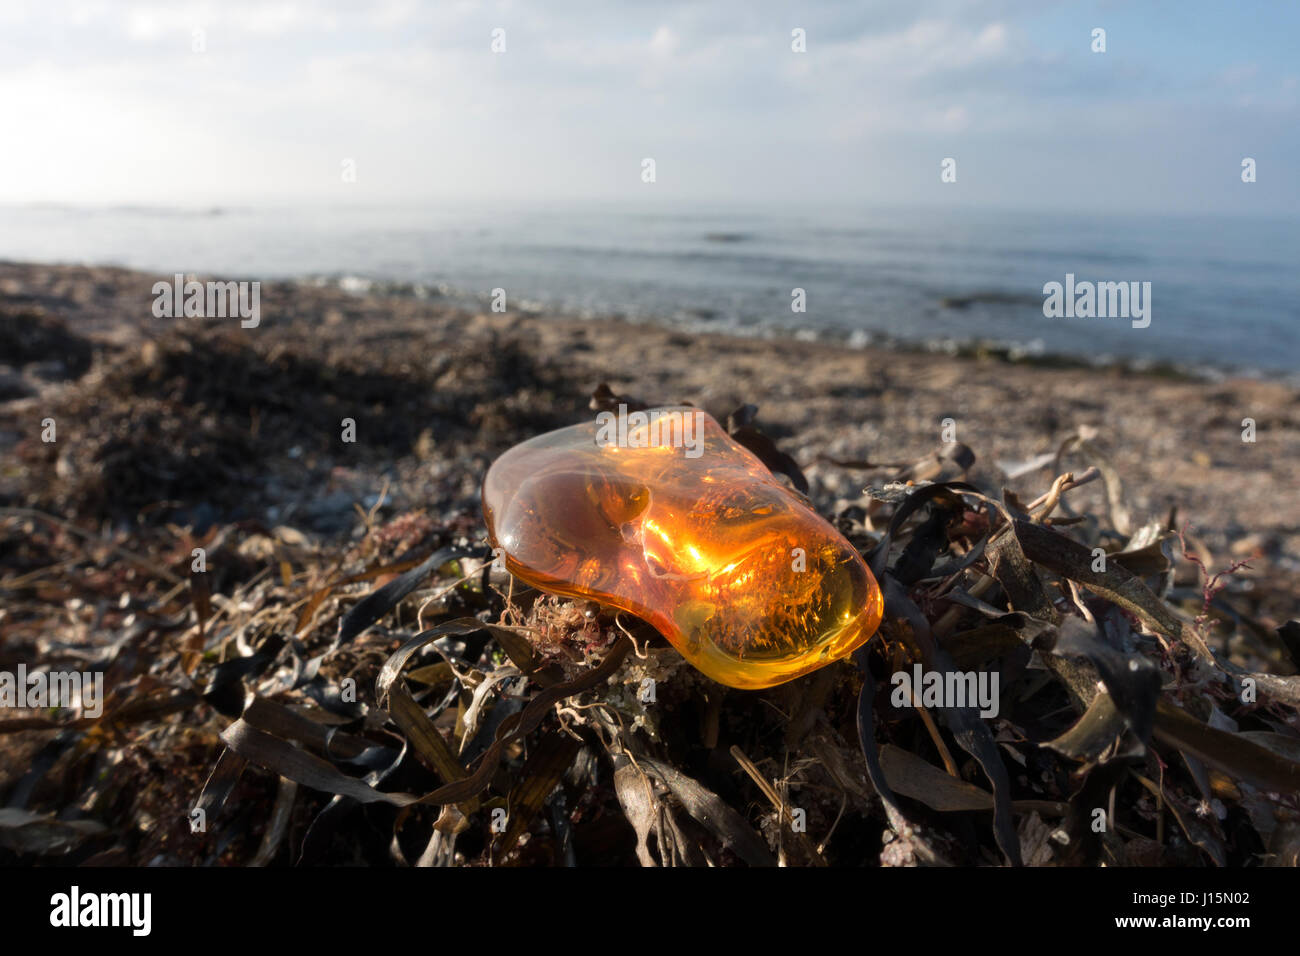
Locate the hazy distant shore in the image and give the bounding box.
[2,261,1298,590]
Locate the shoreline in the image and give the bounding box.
[189,270,1300,387]
[1,260,1298,582]
[6,256,1298,388]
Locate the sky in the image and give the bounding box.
[0,0,1296,215]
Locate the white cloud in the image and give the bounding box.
[0,0,1294,212]
[648,25,679,56]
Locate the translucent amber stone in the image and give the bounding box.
[482,406,883,689]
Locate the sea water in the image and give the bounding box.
[1,200,1295,377]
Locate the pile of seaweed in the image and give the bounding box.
[3,315,578,524]
[2,363,1299,867]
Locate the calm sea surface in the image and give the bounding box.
[2,201,1296,377]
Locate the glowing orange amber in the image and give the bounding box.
[482,406,883,689]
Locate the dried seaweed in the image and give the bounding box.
[3,277,1299,868]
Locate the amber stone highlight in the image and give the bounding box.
[482,406,883,689]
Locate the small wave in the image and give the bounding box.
[940,290,1043,309]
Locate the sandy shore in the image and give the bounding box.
[2,260,1298,584]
